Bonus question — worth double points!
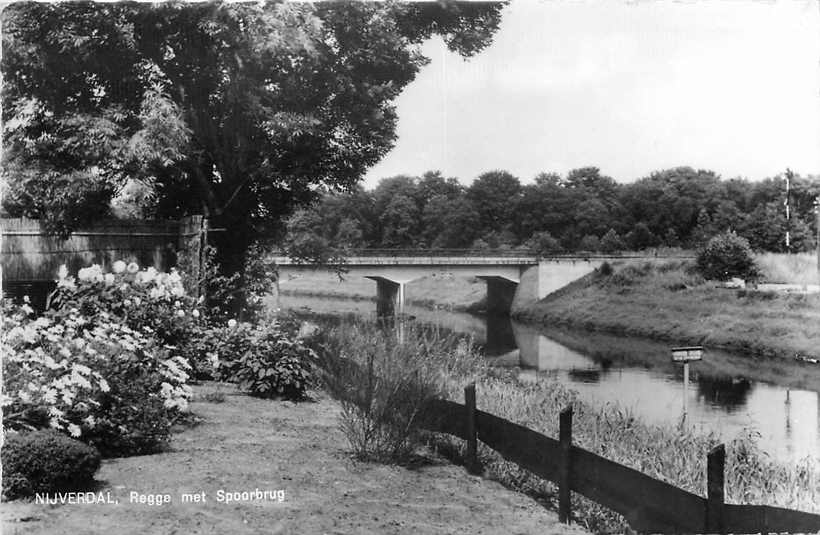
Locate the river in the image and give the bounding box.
[281,293,820,465]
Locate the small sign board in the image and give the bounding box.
[671,346,703,362]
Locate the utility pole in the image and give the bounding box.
[785,168,794,253]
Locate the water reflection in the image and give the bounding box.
[567,368,604,384]
[281,294,820,463]
[483,313,517,356]
[494,316,820,463]
[695,377,753,412]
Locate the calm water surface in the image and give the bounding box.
[281,294,820,464]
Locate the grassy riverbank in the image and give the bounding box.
[515,259,820,361]
[312,320,820,534]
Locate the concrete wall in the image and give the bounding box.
[510,259,602,312]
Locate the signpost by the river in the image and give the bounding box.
[671,346,703,421]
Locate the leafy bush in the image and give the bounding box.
[696,231,760,281]
[2,430,101,500]
[599,228,627,253]
[579,234,600,252]
[178,242,277,323]
[2,300,191,457]
[625,222,659,250]
[216,322,316,400]
[526,231,563,255]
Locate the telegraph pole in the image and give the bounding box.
[785,168,793,253]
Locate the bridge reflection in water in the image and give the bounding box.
[280,294,820,464]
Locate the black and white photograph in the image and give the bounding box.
[1,1,820,533]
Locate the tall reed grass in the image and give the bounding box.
[312,317,820,533]
[315,320,486,462]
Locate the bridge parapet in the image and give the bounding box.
[270,250,691,266]
[271,255,539,266]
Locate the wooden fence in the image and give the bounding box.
[1,216,207,308]
[419,384,820,534]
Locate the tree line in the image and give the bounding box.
[284,167,820,259]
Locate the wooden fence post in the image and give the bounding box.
[706,444,726,534]
[559,407,573,524]
[465,383,478,474]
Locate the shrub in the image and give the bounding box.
[526,231,563,255]
[2,301,191,457]
[696,232,760,281]
[217,322,316,400]
[625,222,659,250]
[2,430,101,500]
[599,228,627,253]
[579,234,601,252]
[178,242,278,323]
[605,262,654,287]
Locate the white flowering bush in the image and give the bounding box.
[48,261,213,377]
[2,299,192,457]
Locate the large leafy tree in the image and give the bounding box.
[466,170,521,236]
[2,1,504,302]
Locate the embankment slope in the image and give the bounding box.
[514,260,820,361]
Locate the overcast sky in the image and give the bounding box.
[363,0,820,188]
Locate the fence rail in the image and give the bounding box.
[419,385,820,534]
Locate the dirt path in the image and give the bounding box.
[2,383,586,535]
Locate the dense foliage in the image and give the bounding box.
[285,167,819,258]
[2,430,101,499]
[696,232,760,282]
[216,322,316,400]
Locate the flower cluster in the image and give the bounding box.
[51,261,205,364]
[57,262,189,303]
[2,303,192,439]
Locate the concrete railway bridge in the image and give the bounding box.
[272,250,649,316]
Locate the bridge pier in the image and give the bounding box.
[367,277,405,318]
[479,276,520,315]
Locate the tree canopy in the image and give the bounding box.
[2,1,505,279]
